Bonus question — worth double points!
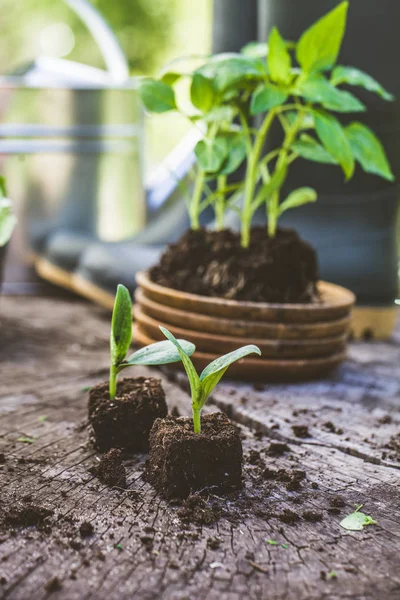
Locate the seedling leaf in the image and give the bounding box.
[199,345,261,401]
[345,122,394,181]
[292,135,338,165]
[313,109,354,179]
[139,78,177,113]
[298,75,365,113]
[268,27,292,85]
[110,285,132,367]
[17,436,36,444]
[266,539,279,546]
[296,1,348,73]
[191,73,215,112]
[195,138,229,173]
[122,339,195,368]
[279,187,317,216]
[331,66,394,101]
[250,82,288,115]
[159,327,201,402]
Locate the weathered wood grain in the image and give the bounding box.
[0,297,399,600]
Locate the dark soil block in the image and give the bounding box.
[88,377,167,453]
[96,448,126,488]
[150,227,318,304]
[146,412,243,499]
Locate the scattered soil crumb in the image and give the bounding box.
[330,496,345,508]
[303,510,323,522]
[248,449,263,465]
[0,453,5,464]
[45,576,62,593]
[79,521,94,538]
[4,503,53,528]
[96,448,126,488]
[323,421,343,435]
[177,494,221,526]
[207,536,221,550]
[292,425,310,438]
[267,442,290,456]
[378,415,392,425]
[278,509,300,524]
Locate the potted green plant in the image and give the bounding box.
[0,178,17,288]
[88,285,196,452]
[136,1,393,379]
[146,327,260,498]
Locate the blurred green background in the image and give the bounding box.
[0,0,212,172]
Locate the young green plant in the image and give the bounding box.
[160,326,261,433]
[139,1,394,247]
[109,285,196,399]
[0,177,17,247]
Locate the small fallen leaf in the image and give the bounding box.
[210,562,225,569]
[340,504,377,531]
[17,436,36,444]
[266,539,279,546]
[327,571,337,579]
[281,543,289,549]
[115,543,124,551]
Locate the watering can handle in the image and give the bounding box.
[63,0,130,82]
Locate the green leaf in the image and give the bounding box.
[313,110,354,179]
[17,436,36,444]
[199,345,261,403]
[241,41,268,59]
[139,78,177,113]
[0,198,17,247]
[296,1,348,73]
[199,56,264,92]
[345,122,394,181]
[0,176,7,197]
[340,505,377,531]
[219,135,247,175]
[268,27,292,85]
[110,284,132,367]
[292,134,338,164]
[266,539,279,546]
[159,327,201,402]
[331,66,394,101]
[298,75,365,112]
[122,339,195,368]
[160,72,182,86]
[250,83,288,115]
[279,187,317,216]
[201,106,236,123]
[190,73,215,112]
[195,137,229,172]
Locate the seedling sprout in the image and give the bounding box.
[160,326,261,433]
[109,285,196,399]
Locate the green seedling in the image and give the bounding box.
[109,285,196,399]
[140,1,394,247]
[340,504,377,531]
[160,326,261,433]
[0,177,16,247]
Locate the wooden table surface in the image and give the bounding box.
[0,296,399,600]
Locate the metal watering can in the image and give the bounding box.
[0,0,146,292]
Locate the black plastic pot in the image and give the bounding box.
[212,0,257,53]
